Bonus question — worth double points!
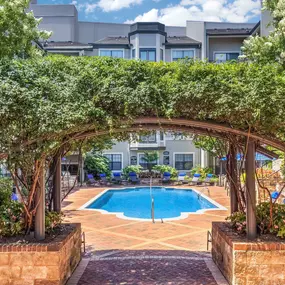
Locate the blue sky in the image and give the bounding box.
[37,0,261,26]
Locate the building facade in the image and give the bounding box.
[29,1,270,174]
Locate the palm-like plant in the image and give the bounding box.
[141,152,159,172]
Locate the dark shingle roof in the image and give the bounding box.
[206,28,252,36]
[43,41,92,48]
[94,37,129,45]
[164,36,201,48]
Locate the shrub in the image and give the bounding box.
[123,165,143,179]
[227,202,285,238]
[152,165,178,178]
[45,211,64,234]
[84,153,111,178]
[0,178,24,237]
[190,165,213,179]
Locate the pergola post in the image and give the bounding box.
[35,166,45,241]
[229,144,238,213]
[245,139,257,240]
[53,154,61,213]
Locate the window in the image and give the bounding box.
[139,134,157,144]
[140,49,156,62]
[99,50,124,58]
[160,49,164,61]
[214,52,239,63]
[130,156,137,165]
[172,50,194,61]
[174,154,193,170]
[139,153,158,169]
[160,131,164,141]
[132,49,136,59]
[104,154,122,171]
[163,151,170,165]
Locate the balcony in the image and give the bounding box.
[130,133,166,150]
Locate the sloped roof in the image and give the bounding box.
[43,41,93,50]
[166,36,201,45]
[206,28,252,36]
[93,37,130,45]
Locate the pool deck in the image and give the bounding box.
[63,185,230,252]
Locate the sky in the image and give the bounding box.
[37,0,261,26]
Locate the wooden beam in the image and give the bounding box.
[53,154,61,213]
[245,139,257,240]
[229,144,238,213]
[35,166,45,241]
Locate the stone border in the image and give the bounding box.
[67,258,90,285]
[78,186,227,222]
[212,222,285,251]
[0,223,81,252]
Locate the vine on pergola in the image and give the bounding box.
[1,56,285,232]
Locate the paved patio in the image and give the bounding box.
[63,185,230,252]
[63,185,230,284]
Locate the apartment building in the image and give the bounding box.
[29,1,270,173]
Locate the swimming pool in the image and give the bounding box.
[80,187,227,221]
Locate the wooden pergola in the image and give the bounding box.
[15,117,285,241]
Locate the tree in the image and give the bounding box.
[0,0,51,58]
[242,0,285,67]
[141,152,159,172]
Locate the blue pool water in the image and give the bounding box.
[86,187,218,220]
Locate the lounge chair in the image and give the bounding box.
[188,173,202,185]
[87,174,98,186]
[162,172,171,183]
[204,174,214,185]
[177,172,187,184]
[112,172,122,184]
[99,173,108,185]
[129,172,140,184]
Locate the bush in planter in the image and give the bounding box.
[0,178,24,237]
[45,211,65,234]
[152,165,178,178]
[227,202,285,238]
[122,165,143,179]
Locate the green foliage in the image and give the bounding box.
[226,211,247,234]
[190,165,214,179]
[141,152,159,171]
[193,136,227,158]
[152,165,178,178]
[122,165,143,179]
[227,203,285,238]
[242,0,285,67]
[0,178,24,237]
[84,153,111,178]
[45,211,64,234]
[0,0,51,58]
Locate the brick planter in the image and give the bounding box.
[0,223,81,285]
[212,222,285,285]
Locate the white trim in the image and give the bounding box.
[99,48,125,58]
[78,186,227,221]
[102,152,124,172]
[171,48,196,62]
[213,50,241,62]
[173,152,195,171]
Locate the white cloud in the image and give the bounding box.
[97,0,143,12]
[126,0,261,25]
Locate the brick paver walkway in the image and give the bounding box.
[68,250,228,285]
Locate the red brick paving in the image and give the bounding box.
[78,251,218,285]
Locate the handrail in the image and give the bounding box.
[207,231,212,251]
[151,198,155,223]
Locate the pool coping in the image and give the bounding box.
[78,186,228,222]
